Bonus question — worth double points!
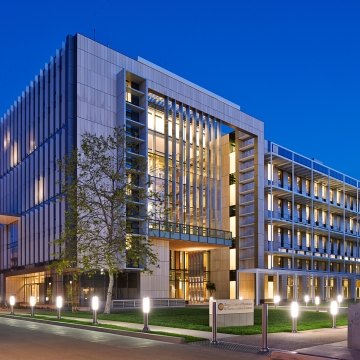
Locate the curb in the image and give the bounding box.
[270,350,335,360]
[0,315,185,344]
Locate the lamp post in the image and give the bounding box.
[315,296,320,312]
[9,295,15,315]
[274,295,281,308]
[142,297,150,332]
[29,296,36,317]
[56,296,63,320]
[290,301,299,333]
[91,296,99,325]
[330,300,339,328]
[304,294,310,307]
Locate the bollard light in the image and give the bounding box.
[315,296,320,312]
[91,296,99,325]
[56,296,63,320]
[330,300,339,328]
[29,296,36,317]
[274,295,281,308]
[290,301,299,333]
[337,294,343,306]
[9,295,15,315]
[142,297,150,332]
[304,294,310,307]
[211,300,218,344]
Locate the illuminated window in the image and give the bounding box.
[336,190,341,205]
[267,194,273,211]
[330,189,334,203]
[267,163,274,181]
[268,224,273,241]
[306,233,311,248]
[322,185,327,200]
[314,182,318,197]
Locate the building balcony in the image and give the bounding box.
[148,220,232,246]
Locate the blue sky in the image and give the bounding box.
[1,0,359,177]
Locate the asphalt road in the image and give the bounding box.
[0,317,265,360]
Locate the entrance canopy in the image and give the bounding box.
[0,213,20,225]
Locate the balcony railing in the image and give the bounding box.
[149,220,232,245]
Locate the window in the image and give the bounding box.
[330,188,334,203]
[229,205,236,217]
[306,233,311,248]
[306,205,310,222]
[278,170,283,187]
[314,182,319,198]
[314,235,319,250]
[336,190,341,205]
[297,231,301,247]
[296,176,302,193]
[306,179,310,196]
[287,174,292,190]
[322,184,327,200]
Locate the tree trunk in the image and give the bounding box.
[104,272,114,314]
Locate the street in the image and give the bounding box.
[0,317,265,360]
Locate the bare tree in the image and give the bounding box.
[54,128,159,313]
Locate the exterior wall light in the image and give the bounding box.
[56,296,63,320]
[330,300,339,328]
[337,294,343,306]
[142,297,150,332]
[29,296,36,317]
[290,301,299,333]
[91,296,99,325]
[9,295,15,315]
[274,295,281,308]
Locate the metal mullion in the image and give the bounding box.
[179,103,184,224]
[199,112,204,227]
[192,108,197,226]
[185,106,191,225]
[164,97,169,222]
[205,115,210,228]
[171,100,177,222]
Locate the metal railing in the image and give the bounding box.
[148,220,232,241]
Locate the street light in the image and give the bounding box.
[330,300,339,328]
[29,296,36,317]
[304,294,310,307]
[290,301,299,333]
[315,296,320,312]
[91,296,99,325]
[274,295,281,308]
[9,295,15,315]
[56,296,63,320]
[337,294,343,306]
[142,297,150,332]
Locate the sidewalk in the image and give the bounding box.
[2,309,359,359]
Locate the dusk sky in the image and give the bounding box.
[1,0,359,178]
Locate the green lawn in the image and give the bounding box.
[33,306,347,335]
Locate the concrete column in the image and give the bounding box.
[302,275,308,298]
[310,275,316,301]
[325,277,331,300]
[350,277,356,300]
[319,276,325,300]
[280,275,287,300]
[336,276,342,296]
[0,274,5,304]
[293,275,298,300]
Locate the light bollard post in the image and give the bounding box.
[142,297,150,332]
[337,294,343,306]
[260,302,269,352]
[92,296,99,325]
[315,296,320,312]
[330,300,338,329]
[211,300,217,344]
[29,296,36,317]
[9,295,15,315]
[56,296,63,320]
[291,301,299,333]
[304,294,310,307]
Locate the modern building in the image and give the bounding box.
[0,33,358,307]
